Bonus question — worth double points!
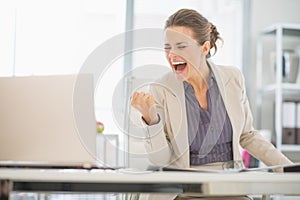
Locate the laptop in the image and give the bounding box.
[0,74,102,169]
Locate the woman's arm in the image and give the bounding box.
[237,70,292,168]
[130,84,174,166]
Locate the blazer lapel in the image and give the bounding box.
[164,73,189,166]
[209,61,243,161]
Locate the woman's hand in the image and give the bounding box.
[130,92,159,125]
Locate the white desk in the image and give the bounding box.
[1,168,300,196]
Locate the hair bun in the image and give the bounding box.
[210,23,219,43]
[209,23,222,56]
[211,24,216,32]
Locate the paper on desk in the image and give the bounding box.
[161,166,241,173]
[151,163,300,173]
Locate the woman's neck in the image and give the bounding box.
[187,62,211,92]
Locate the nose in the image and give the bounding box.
[167,50,178,60]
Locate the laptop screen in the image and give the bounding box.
[0,74,98,168]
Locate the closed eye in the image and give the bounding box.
[177,45,187,49]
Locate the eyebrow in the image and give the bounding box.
[164,42,188,46]
[176,42,188,45]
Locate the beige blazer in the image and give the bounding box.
[140,61,292,169]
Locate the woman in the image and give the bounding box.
[130,8,292,199]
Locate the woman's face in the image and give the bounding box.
[164,26,207,80]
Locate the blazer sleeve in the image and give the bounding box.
[237,69,293,169]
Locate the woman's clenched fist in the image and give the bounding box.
[130,92,159,125]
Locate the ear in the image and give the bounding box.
[202,41,211,55]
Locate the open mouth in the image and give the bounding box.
[172,61,187,72]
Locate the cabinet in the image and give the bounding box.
[256,23,300,152]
